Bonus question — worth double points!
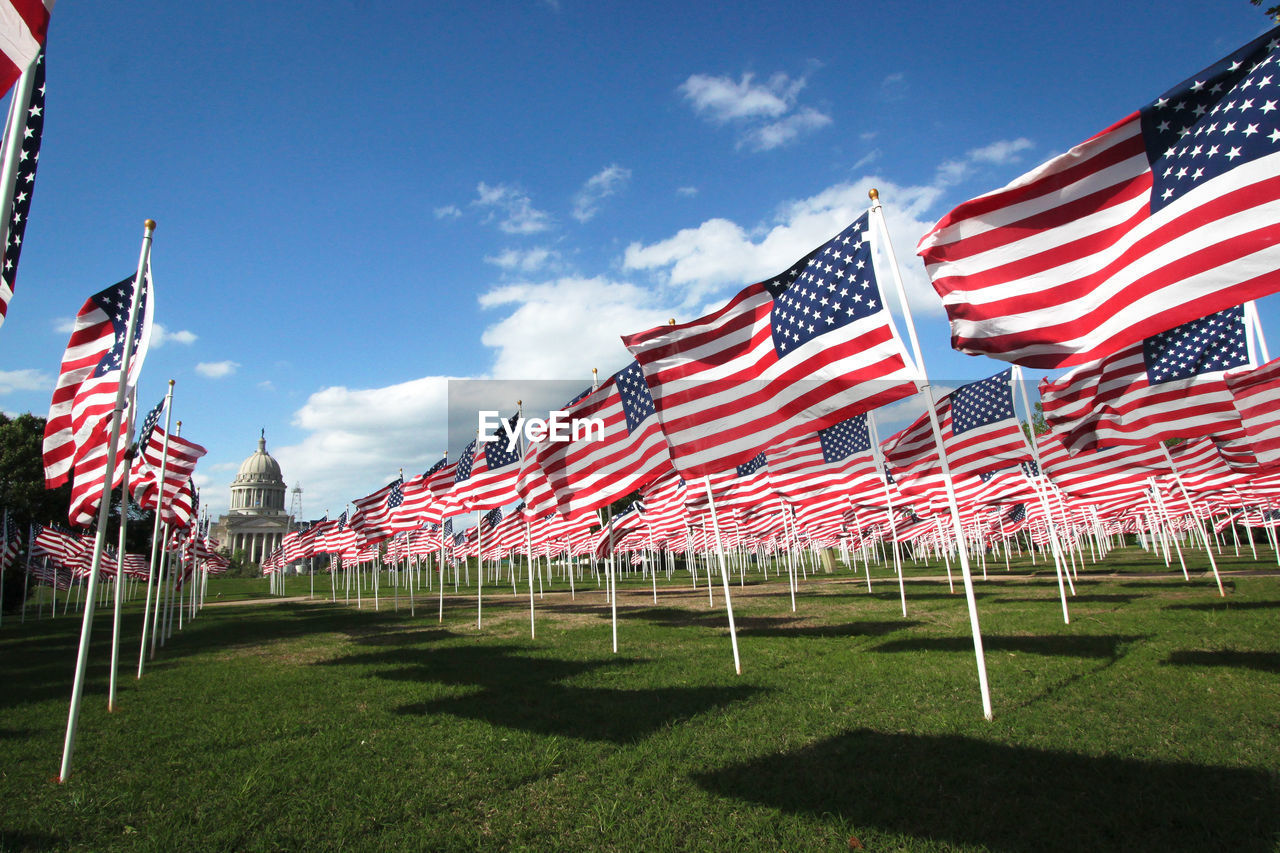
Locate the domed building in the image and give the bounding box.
[212,431,293,566]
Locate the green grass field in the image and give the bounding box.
[1,548,1278,851]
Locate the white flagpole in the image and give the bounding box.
[108,390,140,711]
[867,412,907,617]
[60,219,156,782]
[137,381,174,678]
[869,190,992,720]
[1010,365,1072,623]
[702,478,742,675]
[1245,301,1271,361]
[1158,444,1225,596]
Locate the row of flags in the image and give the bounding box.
[14,24,1280,576]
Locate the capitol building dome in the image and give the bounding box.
[213,431,294,567]
[229,432,287,512]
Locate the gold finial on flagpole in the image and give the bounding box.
[868,188,879,201]
[144,219,156,231]
[668,318,676,325]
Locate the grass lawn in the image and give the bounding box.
[1,547,1277,851]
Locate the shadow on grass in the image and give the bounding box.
[0,601,406,711]
[0,830,65,850]
[994,594,1147,605]
[871,634,1145,659]
[737,620,921,639]
[1119,580,1237,591]
[1162,601,1280,612]
[1163,650,1280,674]
[693,729,1277,852]
[324,642,762,744]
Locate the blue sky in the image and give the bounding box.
[0,1,1275,521]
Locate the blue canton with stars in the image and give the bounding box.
[132,396,165,457]
[818,414,871,463]
[1142,304,1249,383]
[422,457,448,478]
[387,478,404,511]
[1141,28,1280,213]
[91,274,148,379]
[483,414,523,469]
[951,369,1016,435]
[615,361,656,434]
[454,439,477,483]
[764,212,885,355]
[3,47,44,296]
[735,452,767,478]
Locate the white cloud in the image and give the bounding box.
[936,137,1035,187]
[196,360,239,379]
[271,376,456,517]
[257,380,276,392]
[679,71,831,151]
[473,182,552,234]
[52,317,74,335]
[0,368,49,394]
[739,107,833,152]
[484,247,559,273]
[572,164,631,223]
[433,204,462,219]
[880,72,907,102]
[151,323,197,347]
[676,186,699,197]
[479,276,673,380]
[623,177,946,316]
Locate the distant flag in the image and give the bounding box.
[885,369,1031,497]
[0,43,43,330]
[623,210,918,479]
[534,364,673,515]
[917,27,1280,368]
[0,1,50,101]
[449,415,522,511]
[130,426,206,525]
[393,457,448,532]
[350,476,403,544]
[765,414,882,507]
[1040,306,1252,453]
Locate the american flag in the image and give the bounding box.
[449,415,523,511]
[515,438,558,517]
[1040,306,1251,453]
[918,27,1280,369]
[315,509,354,554]
[44,271,153,527]
[350,476,403,544]
[623,210,918,479]
[1036,431,1169,503]
[392,457,448,532]
[535,363,674,515]
[130,424,207,524]
[0,43,43,330]
[765,414,884,508]
[1223,355,1280,470]
[0,3,49,103]
[885,370,1031,498]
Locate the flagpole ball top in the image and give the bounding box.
[868,188,879,201]
[144,219,157,231]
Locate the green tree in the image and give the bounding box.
[0,413,72,612]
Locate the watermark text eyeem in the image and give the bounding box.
[478,411,606,453]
